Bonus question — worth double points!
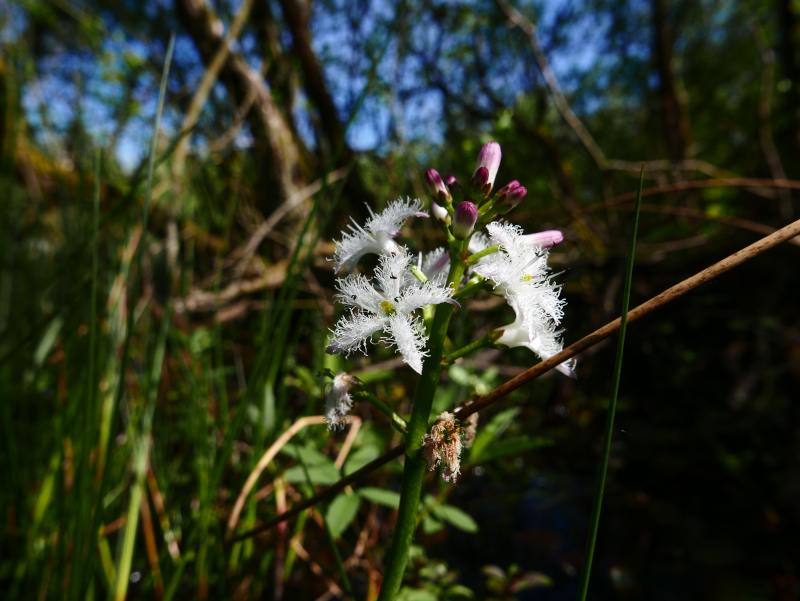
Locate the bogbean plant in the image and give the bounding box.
[323,142,576,599]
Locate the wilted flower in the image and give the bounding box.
[326,251,456,373]
[324,372,359,430]
[332,197,428,274]
[462,411,479,448]
[421,412,463,482]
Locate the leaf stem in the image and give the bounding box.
[352,391,408,432]
[453,276,487,299]
[575,164,644,600]
[466,244,500,264]
[442,332,500,365]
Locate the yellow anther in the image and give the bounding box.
[380,300,396,315]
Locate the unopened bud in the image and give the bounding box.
[452,201,478,240]
[473,141,502,194]
[522,229,564,248]
[469,167,490,197]
[495,180,520,197]
[425,169,451,203]
[495,185,527,213]
[444,174,462,194]
[432,200,451,224]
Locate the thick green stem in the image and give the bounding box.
[377,243,468,600]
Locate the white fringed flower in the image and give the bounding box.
[332,197,428,274]
[326,251,456,373]
[497,297,576,378]
[324,372,359,431]
[474,222,574,377]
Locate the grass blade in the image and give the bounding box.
[575,164,645,600]
[84,32,175,600]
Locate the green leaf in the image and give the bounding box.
[443,584,476,600]
[477,436,554,464]
[343,444,381,476]
[357,487,400,508]
[398,588,438,601]
[421,513,444,534]
[468,407,521,463]
[34,316,63,367]
[283,464,340,486]
[326,493,361,539]
[279,443,334,467]
[431,505,478,533]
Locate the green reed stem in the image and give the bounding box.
[575,165,644,600]
[377,240,468,601]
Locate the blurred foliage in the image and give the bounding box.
[1,0,800,599]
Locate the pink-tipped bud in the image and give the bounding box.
[452,201,478,240]
[496,185,527,213]
[495,180,520,197]
[425,169,451,203]
[473,141,502,194]
[444,174,462,193]
[431,200,451,224]
[469,167,490,197]
[522,230,564,248]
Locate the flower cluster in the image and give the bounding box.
[326,199,456,374]
[325,140,575,481]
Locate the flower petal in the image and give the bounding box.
[383,313,428,374]
[366,197,428,236]
[326,312,386,357]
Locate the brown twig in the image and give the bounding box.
[227,416,326,536]
[139,494,165,599]
[227,216,800,543]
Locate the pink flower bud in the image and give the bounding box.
[496,185,527,213]
[469,167,490,197]
[522,230,564,248]
[495,180,520,197]
[444,174,462,195]
[425,169,451,202]
[452,201,478,240]
[473,141,502,193]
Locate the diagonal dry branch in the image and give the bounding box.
[227,216,800,544]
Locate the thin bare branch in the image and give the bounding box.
[227,416,326,536]
[173,0,257,176]
[496,0,608,169]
